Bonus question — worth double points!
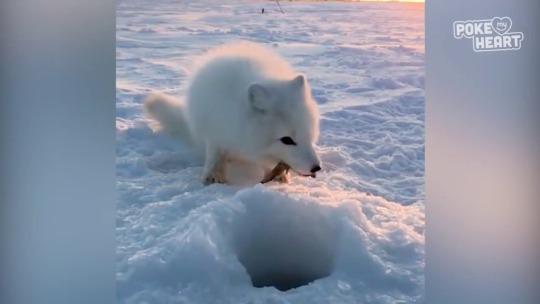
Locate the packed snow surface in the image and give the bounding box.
[117,0,425,303]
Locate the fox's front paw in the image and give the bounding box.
[272,171,290,183]
[261,162,291,184]
[202,171,226,185]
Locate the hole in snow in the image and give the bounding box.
[231,191,339,291]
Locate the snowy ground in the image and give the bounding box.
[116,1,425,303]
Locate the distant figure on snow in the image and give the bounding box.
[261,8,265,14]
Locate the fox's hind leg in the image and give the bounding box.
[202,143,227,185]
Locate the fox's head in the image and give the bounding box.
[247,74,321,177]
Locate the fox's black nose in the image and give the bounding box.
[311,165,321,173]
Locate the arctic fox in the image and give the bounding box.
[144,42,321,185]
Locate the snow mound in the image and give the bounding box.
[117,183,424,303]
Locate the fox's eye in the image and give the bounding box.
[280,137,297,146]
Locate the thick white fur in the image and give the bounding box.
[144,93,194,146]
[144,41,321,184]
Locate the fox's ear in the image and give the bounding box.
[292,74,306,88]
[248,83,272,111]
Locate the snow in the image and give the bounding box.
[116,0,424,303]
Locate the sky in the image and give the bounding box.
[355,0,424,2]
[287,0,425,3]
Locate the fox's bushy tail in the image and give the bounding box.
[143,92,194,146]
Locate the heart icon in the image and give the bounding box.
[491,17,512,35]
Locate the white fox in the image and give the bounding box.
[144,42,321,185]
